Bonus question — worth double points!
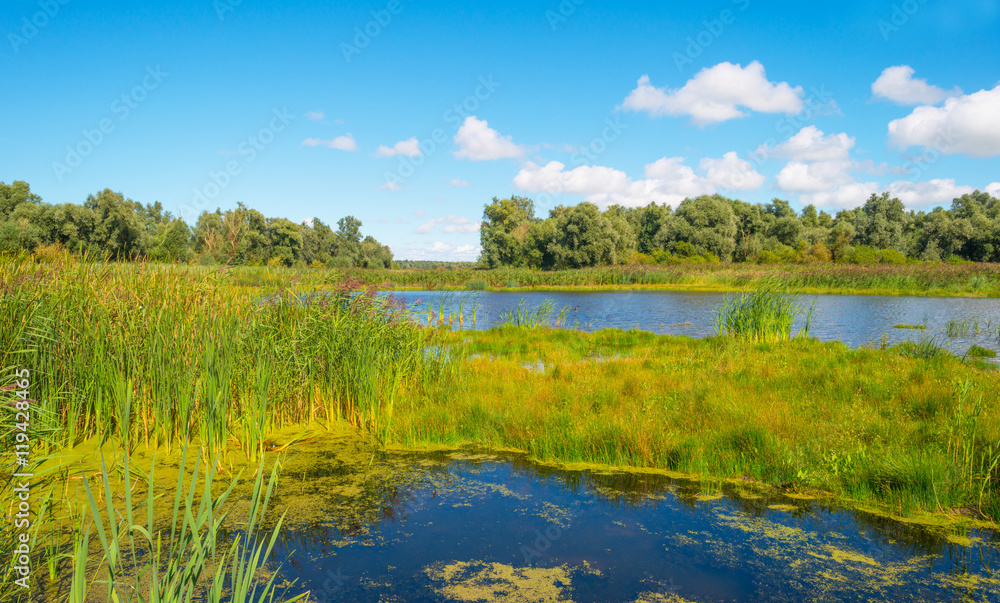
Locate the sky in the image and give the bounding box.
[2,0,1000,261]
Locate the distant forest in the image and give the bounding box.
[0,181,392,268]
[4,181,1000,269]
[479,191,1000,268]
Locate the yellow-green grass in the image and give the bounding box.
[390,327,1000,521]
[330,263,1000,298]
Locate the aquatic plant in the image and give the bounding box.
[713,286,813,343]
[967,345,997,358]
[497,299,569,328]
[0,257,438,459]
[68,445,303,603]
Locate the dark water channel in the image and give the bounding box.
[268,434,1000,602]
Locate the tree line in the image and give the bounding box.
[0,181,392,268]
[479,190,1000,268]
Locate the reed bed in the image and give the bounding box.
[713,287,812,343]
[325,263,1000,297]
[0,258,440,460]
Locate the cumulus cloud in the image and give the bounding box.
[450,179,471,187]
[374,137,421,157]
[620,61,804,125]
[305,111,325,121]
[756,126,854,162]
[399,242,480,261]
[776,160,853,193]
[302,135,357,151]
[453,116,526,160]
[987,182,1000,197]
[699,152,766,190]
[415,216,481,235]
[378,181,402,191]
[887,179,975,209]
[513,154,756,208]
[799,182,881,209]
[871,66,959,105]
[888,86,1000,157]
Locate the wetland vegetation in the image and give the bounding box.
[2,254,999,600]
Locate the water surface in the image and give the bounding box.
[268,434,1000,602]
[393,290,1000,356]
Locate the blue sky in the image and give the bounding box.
[2,0,999,260]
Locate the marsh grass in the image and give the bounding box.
[68,443,302,603]
[327,263,1000,297]
[714,286,813,343]
[497,299,571,328]
[0,258,441,459]
[390,327,1000,522]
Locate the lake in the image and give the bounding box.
[390,290,1000,356]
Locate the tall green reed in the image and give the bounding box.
[714,286,813,343]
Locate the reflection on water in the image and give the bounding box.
[265,434,1000,602]
[395,290,1000,357]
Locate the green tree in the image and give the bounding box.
[479,196,536,267]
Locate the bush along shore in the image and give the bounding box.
[2,258,999,598]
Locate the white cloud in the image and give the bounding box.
[757,126,854,162]
[378,181,402,191]
[415,216,481,235]
[776,160,853,193]
[887,179,975,209]
[888,86,1000,157]
[453,116,526,160]
[799,182,881,209]
[373,137,421,157]
[450,179,471,187]
[699,152,765,190]
[871,66,959,105]
[620,61,804,125]
[513,157,723,208]
[400,242,480,261]
[302,134,357,151]
[305,111,325,121]
[513,161,631,197]
[986,182,1000,197]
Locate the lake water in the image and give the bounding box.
[268,433,1000,602]
[391,290,1000,356]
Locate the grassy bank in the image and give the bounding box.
[390,327,1000,522]
[330,263,1000,297]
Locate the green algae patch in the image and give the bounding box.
[767,504,800,512]
[424,560,577,602]
[823,545,879,566]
